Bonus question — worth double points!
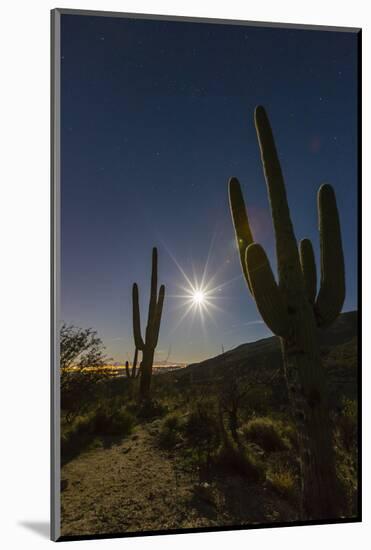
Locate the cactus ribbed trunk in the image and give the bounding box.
[281,308,342,519]
[228,106,346,519]
[139,349,155,400]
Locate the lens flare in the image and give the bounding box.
[160,233,242,336]
[192,290,205,305]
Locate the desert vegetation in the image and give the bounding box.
[59,107,358,538]
[60,312,358,536]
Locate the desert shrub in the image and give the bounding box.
[158,413,184,449]
[61,405,134,463]
[137,399,167,420]
[281,422,298,450]
[61,414,96,463]
[242,385,275,416]
[242,417,288,452]
[184,401,220,450]
[163,412,183,431]
[183,400,221,470]
[104,375,134,399]
[268,470,297,501]
[152,373,179,397]
[216,439,265,482]
[92,406,134,437]
[158,427,178,449]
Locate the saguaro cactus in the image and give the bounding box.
[132,247,165,400]
[229,106,345,519]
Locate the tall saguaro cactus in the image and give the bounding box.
[229,106,345,519]
[132,247,165,400]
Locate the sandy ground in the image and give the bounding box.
[61,421,295,537]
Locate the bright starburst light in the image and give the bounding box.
[160,231,243,338]
[163,248,240,338]
[172,278,220,333]
[192,290,206,305]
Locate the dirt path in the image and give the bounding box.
[61,422,217,537]
[61,421,295,537]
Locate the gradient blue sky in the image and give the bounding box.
[60,14,359,364]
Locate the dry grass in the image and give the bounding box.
[242,417,289,452]
[268,471,297,502]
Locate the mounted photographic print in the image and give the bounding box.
[51,8,361,541]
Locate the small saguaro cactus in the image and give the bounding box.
[228,106,345,520]
[132,247,165,400]
[125,348,140,379]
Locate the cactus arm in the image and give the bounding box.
[254,106,300,287]
[245,243,290,338]
[132,283,145,350]
[299,238,317,304]
[146,247,158,342]
[133,347,138,368]
[152,284,165,347]
[132,348,138,378]
[228,177,254,292]
[315,184,345,327]
[149,247,158,314]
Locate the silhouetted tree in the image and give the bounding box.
[60,323,109,422]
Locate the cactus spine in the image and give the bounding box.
[132,247,165,400]
[229,106,345,519]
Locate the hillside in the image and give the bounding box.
[173,311,358,405]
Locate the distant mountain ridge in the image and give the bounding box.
[179,311,358,384]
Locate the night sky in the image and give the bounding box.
[60,14,359,364]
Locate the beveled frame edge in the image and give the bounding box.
[51,8,61,542]
[53,7,360,33]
